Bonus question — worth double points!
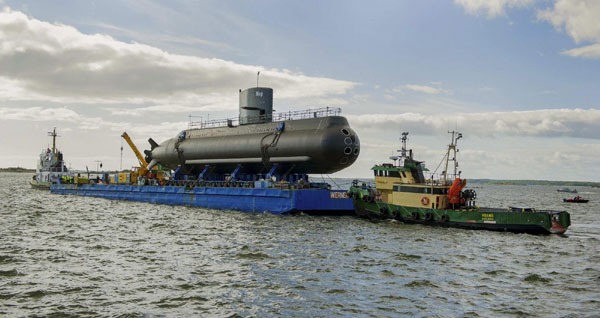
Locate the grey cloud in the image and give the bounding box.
[346,108,600,139]
[0,9,356,104]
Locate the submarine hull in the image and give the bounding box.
[149,116,359,175]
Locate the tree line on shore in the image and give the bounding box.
[0,167,35,173]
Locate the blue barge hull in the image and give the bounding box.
[50,184,354,215]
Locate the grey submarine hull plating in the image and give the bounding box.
[147,116,359,175]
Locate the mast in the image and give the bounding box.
[400,132,409,159]
[48,127,58,154]
[389,132,409,166]
[443,131,462,185]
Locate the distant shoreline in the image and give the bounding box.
[1,168,598,187]
[469,179,599,187]
[344,177,599,187]
[0,167,35,173]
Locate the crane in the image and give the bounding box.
[121,132,150,176]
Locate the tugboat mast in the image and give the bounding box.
[389,132,409,166]
[48,127,58,154]
[443,131,462,185]
[399,132,409,159]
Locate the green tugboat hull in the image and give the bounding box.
[350,188,570,235]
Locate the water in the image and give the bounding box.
[1,173,599,317]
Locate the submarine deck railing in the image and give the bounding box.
[188,107,341,129]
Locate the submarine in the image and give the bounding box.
[145,87,360,176]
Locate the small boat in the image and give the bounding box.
[557,188,577,193]
[349,131,571,234]
[563,196,588,203]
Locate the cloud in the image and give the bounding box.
[454,0,537,17]
[404,84,449,95]
[456,0,600,59]
[561,43,600,58]
[90,22,236,52]
[537,0,600,58]
[106,103,223,116]
[0,106,186,141]
[393,83,451,95]
[0,106,82,122]
[0,8,357,104]
[347,108,600,139]
[105,93,239,116]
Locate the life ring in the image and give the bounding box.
[421,197,430,205]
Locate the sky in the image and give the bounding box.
[0,0,598,181]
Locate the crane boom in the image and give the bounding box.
[121,132,149,176]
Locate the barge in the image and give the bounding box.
[50,86,358,215]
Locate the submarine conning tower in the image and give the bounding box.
[239,87,273,125]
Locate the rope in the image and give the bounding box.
[432,151,448,175]
[321,174,342,190]
[327,175,342,190]
[260,131,282,170]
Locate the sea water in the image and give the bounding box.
[1,173,599,317]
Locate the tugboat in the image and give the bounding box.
[348,132,571,234]
[30,128,72,189]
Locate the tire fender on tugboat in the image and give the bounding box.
[379,206,389,216]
